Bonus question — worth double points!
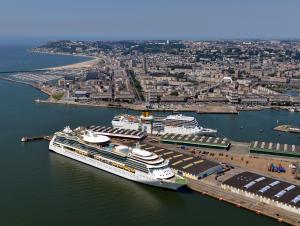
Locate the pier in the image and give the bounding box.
[0,69,48,74]
[21,135,52,142]
[274,124,300,134]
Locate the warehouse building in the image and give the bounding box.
[250,141,300,158]
[160,134,230,150]
[138,143,223,179]
[222,171,300,214]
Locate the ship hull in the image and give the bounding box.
[49,143,183,190]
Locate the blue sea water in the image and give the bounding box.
[0,45,91,72]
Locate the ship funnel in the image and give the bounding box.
[142,111,149,117]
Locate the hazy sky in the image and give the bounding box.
[0,0,299,42]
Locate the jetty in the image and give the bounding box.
[0,69,48,74]
[21,135,52,142]
[274,124,300,134]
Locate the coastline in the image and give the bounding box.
[0,76,283,114]
[28,48,97,60]
[1,75,292,114]
[28,49,100,71]
[34,98,245,113]
[0,49,243,114]
[0,49,100,97]
[2,49,295,115]
[0,77,52,96]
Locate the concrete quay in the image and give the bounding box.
[1,77,53,96]
[187,178,300,226]
[197,105,238,114]
[35,98,241,114]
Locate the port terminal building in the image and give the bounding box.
[222,171,300,214]
[250,141,300,158]
[159,134,231,150]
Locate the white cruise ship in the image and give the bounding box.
[112,112,217,135]
[49,126,186,190]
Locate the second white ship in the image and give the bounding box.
[112,112,217,135]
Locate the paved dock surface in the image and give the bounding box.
[187,178,300,226]
[230,141,250,153]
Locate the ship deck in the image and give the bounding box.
[88,125,146,140]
